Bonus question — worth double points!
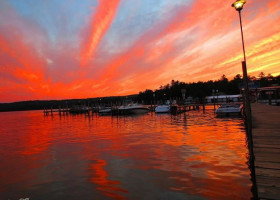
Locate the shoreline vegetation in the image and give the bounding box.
[1,72,279,112]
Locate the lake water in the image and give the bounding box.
[0,109,253,199]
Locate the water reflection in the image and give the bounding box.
[90,159,128,199]
[0,110,252,199]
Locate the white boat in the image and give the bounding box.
[118,104,150,115]
[155,100,178,113]
[155,105,170,113]
[215,103,243,116]
[98,107,112,115]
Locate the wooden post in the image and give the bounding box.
[242,61,258,198]
[242,61,252,133]
[214,100,216,112]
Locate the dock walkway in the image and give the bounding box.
[251,103,280,199]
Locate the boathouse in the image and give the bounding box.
[256,86,280,105]
[205,94,242,103]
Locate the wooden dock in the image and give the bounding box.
[251,103,280,199]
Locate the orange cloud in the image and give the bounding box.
[80,0,121,67]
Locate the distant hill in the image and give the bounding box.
[0,95,137,112]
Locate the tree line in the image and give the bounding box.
[136,72,280,104]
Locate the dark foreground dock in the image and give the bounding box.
[251,103,280,199]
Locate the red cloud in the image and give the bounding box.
[80,0,121,67]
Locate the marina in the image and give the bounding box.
[2,101,280,199]
[38,102,280,199]
[0,108,253,199]
[43,103,207,116]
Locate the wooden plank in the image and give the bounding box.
[253,130,280,137]
[256,175,280,188]
[255,152,280,162]
[254,138,280,145]
[255,160,280,170]
[258,186,280,200]
[256,168,280,178]
[254,147,280,154]
[254,143,280,149]
[255,157,280,164]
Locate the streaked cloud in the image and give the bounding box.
[80,0,121,67]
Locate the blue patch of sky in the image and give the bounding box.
[99,0,193,54]
[245,1,267,21]
[6,0,97,45]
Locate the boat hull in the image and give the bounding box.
[98,108,112,115]
[155,105,170,113]
[215,104,242,117]
[130,108,150,114]
[118,105,150,115]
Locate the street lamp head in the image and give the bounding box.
[232,0,246,11]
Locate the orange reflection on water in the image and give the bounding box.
[90,159,128,200]
[0,110,252,199]
[19,112,54,155]
[152,113,251,198]
[20,128,52,155]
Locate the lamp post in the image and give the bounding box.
[232,0,251,129]
[232,1,257,198]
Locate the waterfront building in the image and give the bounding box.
[256,86,280,105]
[205,94,242,103]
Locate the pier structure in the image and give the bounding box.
[43,107,70,116]
[251,103,280,199]
[173,104,205,114]
[43,103,210,116]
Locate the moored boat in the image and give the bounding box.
[98,107,112,115]
[118,104,150,115]
[215,103,243,116]
[155,100,178,114]
[155,105,170,113]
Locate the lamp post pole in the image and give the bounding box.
[237,6,252,134]
[232,0,252,131]
[233,1,257,198]
[238,10,246,62]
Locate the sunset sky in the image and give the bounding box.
[0,0,279,102]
